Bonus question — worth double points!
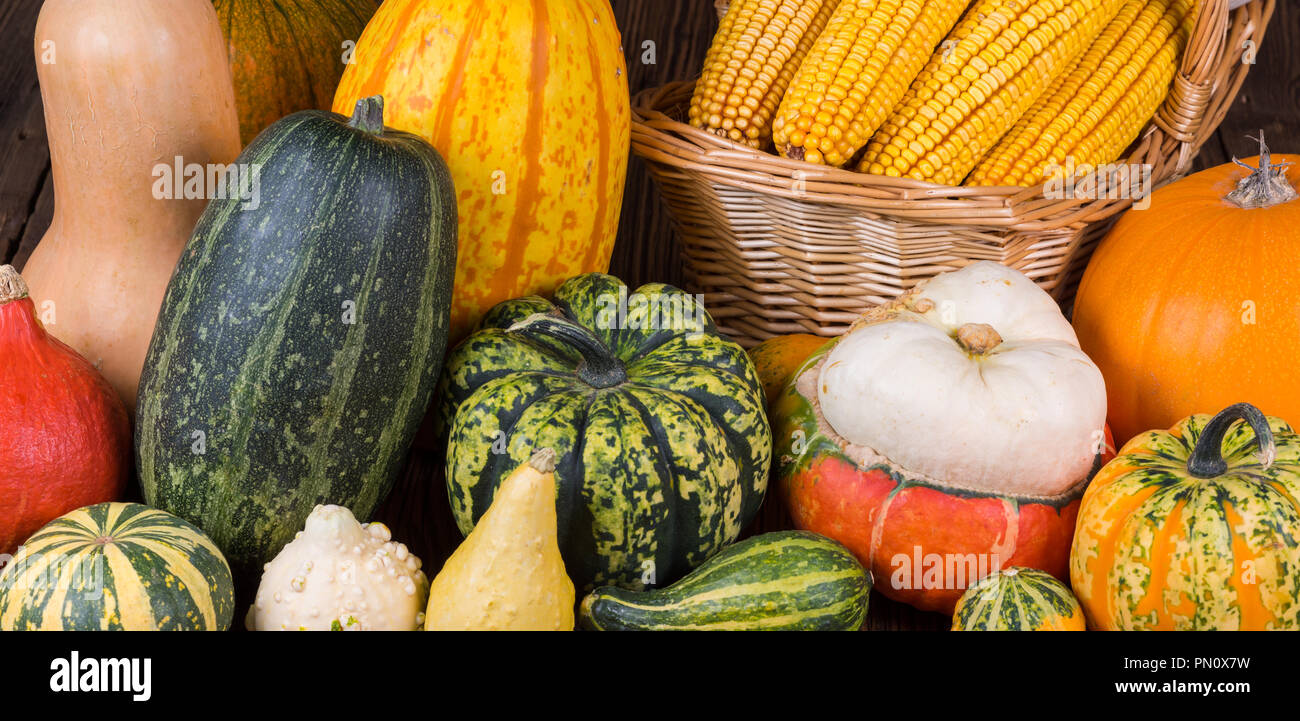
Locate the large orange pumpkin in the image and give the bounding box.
[332,0,630,341]
[1073,138,1300,445]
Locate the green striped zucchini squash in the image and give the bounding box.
[0,502,234,630]
[951,567,1085,631]
[578,531,870,631]
[135,96,457,581]
[435,273,771,591]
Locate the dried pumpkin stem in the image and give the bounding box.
[528,448,558,474]
[1225,132,1297,209]
[955,323,1003,355]
[1186,403,1275,478]
[0,264,29,304]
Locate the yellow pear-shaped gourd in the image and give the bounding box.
[425,449,574,630]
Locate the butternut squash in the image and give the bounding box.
[424,449,575,631]
[22,0,241,412]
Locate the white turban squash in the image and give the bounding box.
[773,262,1109,613]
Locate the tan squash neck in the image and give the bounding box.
[35,0,239,238]
[1225,133,1297,209]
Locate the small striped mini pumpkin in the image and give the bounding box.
[0,502,234,631]
[1071,403,1300,630]
[951,567,1086,631]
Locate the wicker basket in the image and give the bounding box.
[633,0,1275,346]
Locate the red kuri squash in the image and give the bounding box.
[0,266,131,555]
[1073,135,1300,445]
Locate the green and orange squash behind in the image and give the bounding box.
[213,0,382,144]
[951,567,1085,631]
[436,273,771,591]
[1071,403,1300,630]
[0,502,234,631]
[333,0,631,341]
[747,333,827,407]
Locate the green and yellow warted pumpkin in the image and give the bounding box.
[951,567,1085,631]
[1071,403,1300,630]
[436,273,771,591]
[0,503,234,631]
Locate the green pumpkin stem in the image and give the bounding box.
[348,96,387,136]
[1186,403,1276,478]
[1225,132,1297,209]
[509,313,628,389]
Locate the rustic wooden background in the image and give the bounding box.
[1,0,1296,630]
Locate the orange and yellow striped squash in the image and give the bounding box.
[333,0,630,340]
[1071,403,1300,630]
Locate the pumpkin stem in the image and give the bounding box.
[528,448,558,474]
[0,265,29,304]
[1225,132,1297,209]
[1186,403,1276,479]
[508,313,628,389]
[348,96,387,136]
[954,323,1002,355]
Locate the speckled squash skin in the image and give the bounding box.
[135,99,457,582]
[773,343,1108,615]
[1071,405,1300,630]
[214,0,382,144]
[0,503,234,631]
[436,274,771,591]
[333,0,631,341]
[951,567,1085,631]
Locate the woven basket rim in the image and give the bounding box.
[633,0,1276,233]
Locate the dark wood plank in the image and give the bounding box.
[1196,0,1299,169]
[0,0,49,265]
[606,0,718,290]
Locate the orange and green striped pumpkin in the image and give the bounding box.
[0,503,234,631]
[951,567,1085,631]
[333,0,631,341]
[1071,403,1300,630]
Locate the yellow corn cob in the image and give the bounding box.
[689,0,841,148]
[967,0,1198,186]
[856,0,1128,185]
[769,0,969,167]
